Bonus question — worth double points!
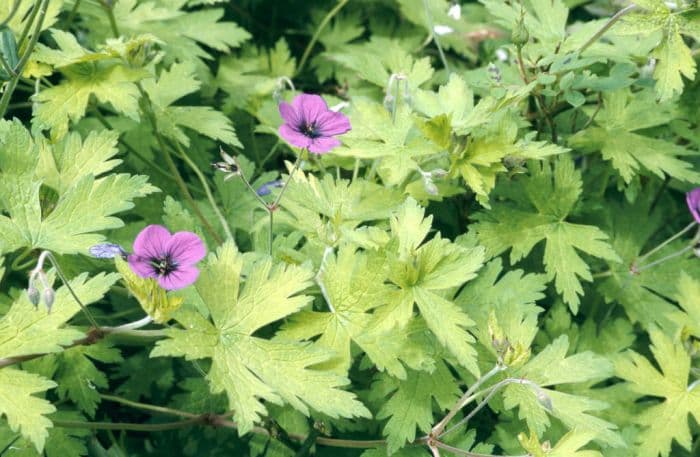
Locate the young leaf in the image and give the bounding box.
[151,243,371,433]
[279,245,410,378]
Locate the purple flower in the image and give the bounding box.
[687,188,700,223]
[278,93,351,154]
[128,225,206,290]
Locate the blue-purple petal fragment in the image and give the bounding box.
[90,243,127,259]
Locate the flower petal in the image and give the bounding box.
[280,124,312,148]
[309,136,341,154]
[157,265,200,290]
[128,255,157,279]
[687,188,700,223]
[316,110,351,136]
[296,93,329,124]
[165,231,206,265]
[133,225,171,259]
[279,101,300,126]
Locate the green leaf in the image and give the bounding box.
[0,272,118,359]
[569,90,700,185]
[474,158,620,312]
[615,2,697,101]
[615,326,700,456]
[0,369,55,452]
[279,245,410,378]
[676,272,700,339]
[0,121,157,255]
[142,62,241,146]
[380,198,485,375]
[55,344,122,417]
[151,243,370,433]
[31,31,150,140]
[504,335,622,446]
[375,363,460,454]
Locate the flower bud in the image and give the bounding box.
[43,288,55,312]
[424,178,438,196]
[511,12,529,46]
[431,168,448,179]
[27,285,41,307]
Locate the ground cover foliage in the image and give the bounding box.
[0,0,699,456]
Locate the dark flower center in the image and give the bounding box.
[300,121,322,139]
[150,255,178,276]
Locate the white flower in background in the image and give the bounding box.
[495,48,509,62]
[448,3,461,20]
[433,24,455,36]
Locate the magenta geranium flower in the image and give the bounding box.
[278,93,351,154]
[128,225,206,290]
[687,188,700,223]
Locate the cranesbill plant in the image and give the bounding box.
[0,1,699,457]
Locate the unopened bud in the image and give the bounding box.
[27,286,41,307]
[532,385,553,411]
[43,288,55,312]
[511,10,529,46]
[424,178,438,196]
[431,168,448,179]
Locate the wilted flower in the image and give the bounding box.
[89,243,127,259]
[128,225,206,290]
[257,180,284,196]
[448,3,461,20]
[212,148,240,181]
[278,93,351,154]
[687,188,700,223]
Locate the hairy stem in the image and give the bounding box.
[0,0,49,119]
[422,0,450,73]
[432,363,506,436]
[138,86,223,244]
[635,221,696,265]
[99,0,120,38]
[99,394,198,419]
[578,4,636,53]
[172,141,234,241]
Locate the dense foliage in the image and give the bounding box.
[1,0,700,456]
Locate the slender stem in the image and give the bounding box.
[636,222,696,264]
[0,0,21,28]
[102,315,153,333]
[53,418,200,432]
[273,153,303,209]
[440,378,536,438]
[99,0,120,38]
[138,86,223,244]
[65,0,83,29]
[99,394,198,419]
[91,108,204,195]
[432,363,506,436]
[635,245,693,273]
[0,317,161,369]
[592,270,612,279]
[172,141,234,241]
[578,5,637,53]
[295,0,350,76]
[422,0,450,74]
[516,46,529,83]
[16,0,41,48]
[316,246,335,313]
[268,210,274,256]
[41,252,100,329]
[0,0,49,119]
[581,92,603,130]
